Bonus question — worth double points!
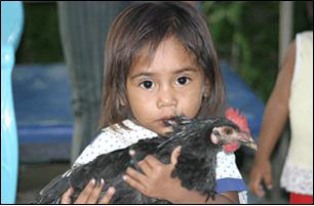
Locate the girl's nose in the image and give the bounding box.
[157,86,178,109]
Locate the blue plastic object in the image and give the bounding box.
[1,1,24,50]
[1,1,24,204]
[13,64,73,162]
[221,61,264,140]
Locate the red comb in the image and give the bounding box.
[225,107,250,134]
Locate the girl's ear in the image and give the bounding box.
[117,92,126,107]
[119,96,126,106]
[202,79,211,98]
[203,89,210,99]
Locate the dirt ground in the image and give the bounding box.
[16,162,70,204]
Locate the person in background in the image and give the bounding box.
[249,30,313,204]
[57,2,130,163]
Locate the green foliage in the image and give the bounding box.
[16,2,64,63]
[202,1,311,101]
[202,1,279,101]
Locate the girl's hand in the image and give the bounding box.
[124,146,239,204]
[123,146,181,201]
[61,179,115,204]
[249,159,273,197]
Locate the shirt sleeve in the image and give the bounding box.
[73,131,117,166]
[73,120,157,167]
[72,126,129,166]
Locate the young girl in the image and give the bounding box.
[61,2,248,204]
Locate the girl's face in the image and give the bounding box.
[126,37,209,135]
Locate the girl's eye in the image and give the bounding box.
[140,80,154,89]
[176,76,190,85]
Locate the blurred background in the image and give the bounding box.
[16,1,311,100]
[2,1,312,204]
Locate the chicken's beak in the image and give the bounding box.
[239,132,258,151]
[243,140,258,151]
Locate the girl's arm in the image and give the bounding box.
[124,147,239,204]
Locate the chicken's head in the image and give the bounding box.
[210,108,257,153]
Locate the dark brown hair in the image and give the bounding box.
[99,2,226,128]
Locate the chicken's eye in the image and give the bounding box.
[224,128,233,135]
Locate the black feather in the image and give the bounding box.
[32,116,239,204]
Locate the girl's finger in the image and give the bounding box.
[143,155,163,168]
[171,146,181,165]
[99,187,115,204]
[137,158,153,174]
[61,187,74,204]
[125,167,147,183]
[86,179,105,204]
[123,174,146,193]
[74,178,96,204]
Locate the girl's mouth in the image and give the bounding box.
[160,117,177,127]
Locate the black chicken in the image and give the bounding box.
[33,109,257,204]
